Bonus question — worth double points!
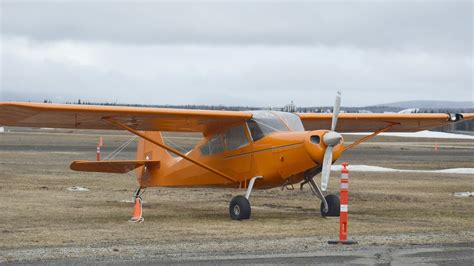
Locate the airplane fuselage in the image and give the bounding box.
[135,111,344,189]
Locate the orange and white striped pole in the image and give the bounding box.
[96,144,101,161]
[96,136,103,161]
[329,162,358,245]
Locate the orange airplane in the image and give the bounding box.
[1,93,473,221]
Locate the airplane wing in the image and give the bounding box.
[298,113,474,132]
[2,102,472,133]
[0,102,252,133]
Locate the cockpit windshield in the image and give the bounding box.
[246,111,304,141]
[275,111,305,131]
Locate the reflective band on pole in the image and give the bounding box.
[340,183,349,189]
[341,173,348,180]
[96,145,101,161]
[340,204,348,212]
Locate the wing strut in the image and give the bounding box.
[104,117,238,183]
[343,123,398,151]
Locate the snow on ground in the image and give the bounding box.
[453,192,473,197]
[344,130,474,139]
[66,186,90,192]
[331,165,474,174]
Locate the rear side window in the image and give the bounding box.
[162,132,203,157]
[224,125,249,150]
[200,135,224,156]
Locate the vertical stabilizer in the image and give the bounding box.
[135,131,170,187]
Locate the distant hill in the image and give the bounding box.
[373,100,473,109]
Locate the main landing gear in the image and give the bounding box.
[229,176,262,220]
[320,194,340,217]
[304,174,340,217]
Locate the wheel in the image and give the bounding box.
[320,194,340,217]
[229,195,251,220]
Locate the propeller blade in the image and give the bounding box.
[320,146,333,191]
[331,91,341,131]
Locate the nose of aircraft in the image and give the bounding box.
[304,130,344,164]
[323,131,343,147]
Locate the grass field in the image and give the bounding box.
[0,128,473,262]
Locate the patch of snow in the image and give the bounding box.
[331,165,474,175]
[433,168,474,174]
[0,127,4,133]
[66,186,90,192]
[344,130,474,139]
[453,192,473,197]
[331,165,397,172]
[121,199,135,203]
[120,199,146,204]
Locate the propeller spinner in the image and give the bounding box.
[320,91,343,191]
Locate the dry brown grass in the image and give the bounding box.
[0,128,473,259]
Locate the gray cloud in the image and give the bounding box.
[2,1,471,52]
[1,1,472,106]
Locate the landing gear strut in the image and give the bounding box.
[229,176,261,220]
[305,173,340,217]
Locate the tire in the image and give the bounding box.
[229,195,251,220]
[320,194,340,217]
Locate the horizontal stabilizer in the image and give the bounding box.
[70,160,160,174]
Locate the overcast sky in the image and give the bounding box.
[1,0,472,107]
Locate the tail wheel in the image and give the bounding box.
[229,195,251,220]
[321,194,340,217]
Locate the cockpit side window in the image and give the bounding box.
[224,125,249,150]
[200,134,224,156]
[246,120,265,142]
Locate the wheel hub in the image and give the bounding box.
[233,205,240,216]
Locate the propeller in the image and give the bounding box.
[320,91,342,191]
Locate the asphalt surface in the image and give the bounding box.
[7,243,474,265]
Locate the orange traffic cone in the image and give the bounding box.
[130,196,144,223]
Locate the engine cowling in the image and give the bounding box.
[304,130,344,165]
